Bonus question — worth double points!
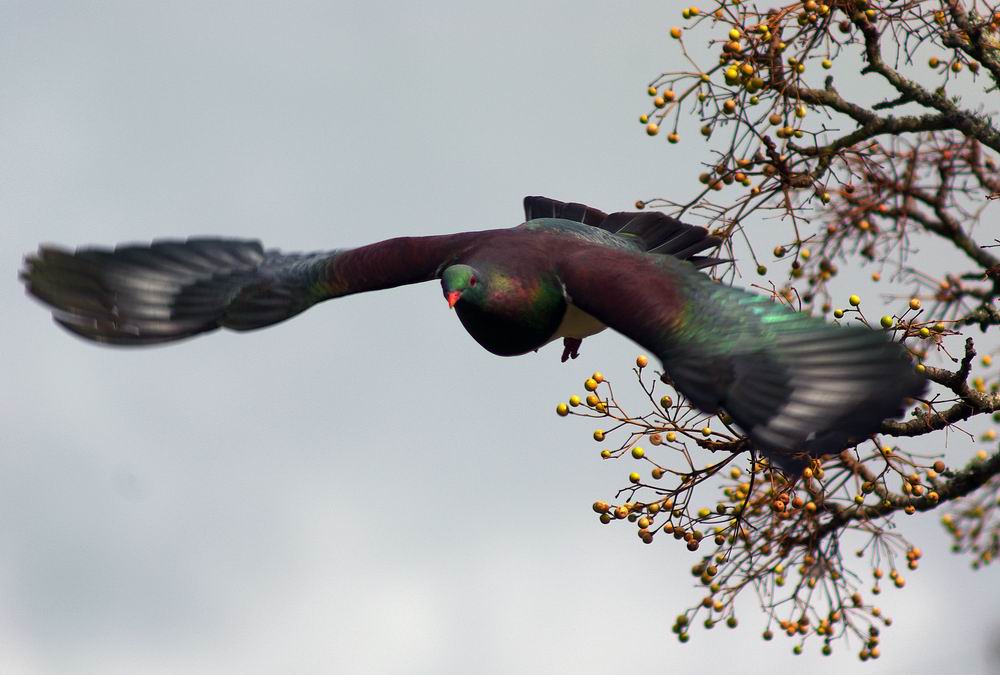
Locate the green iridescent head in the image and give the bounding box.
[441,264,485,308]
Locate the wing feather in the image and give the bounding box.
[555,243,926,471]
[21,233,483,346]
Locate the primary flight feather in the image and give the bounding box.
[20,196,925,470]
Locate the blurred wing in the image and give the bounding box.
[555,244,926,469]
[21,233,482,346]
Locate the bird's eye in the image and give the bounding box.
[469,276,477,287]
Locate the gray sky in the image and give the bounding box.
[3,1,998,673]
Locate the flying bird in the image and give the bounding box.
[20,196,925,470]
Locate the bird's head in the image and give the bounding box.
[441,264,485,309]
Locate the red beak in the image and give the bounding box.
[446,291,461,309]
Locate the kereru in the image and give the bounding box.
[20,196,925,470]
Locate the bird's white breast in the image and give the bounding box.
[552,301,607,341]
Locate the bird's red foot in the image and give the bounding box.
[561,337,582,362]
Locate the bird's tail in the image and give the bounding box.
[522,195,726,268]
[20,238,330,346]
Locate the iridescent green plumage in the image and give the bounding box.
[442,263,566,356]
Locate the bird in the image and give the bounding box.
[20,196,925,471]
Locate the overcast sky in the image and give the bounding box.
[3,1,999,673]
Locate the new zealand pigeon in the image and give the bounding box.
[20,196,925,470]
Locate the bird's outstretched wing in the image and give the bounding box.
[555,242,926,470]
[20,234,482,346]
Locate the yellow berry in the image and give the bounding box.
[822,58,832,69]
[629,472,641,484]
[593,429,605,442]
[600,449,612,459]
[569,394,581,407]
[647,86,658,96]
[880,315,893,328]
[584,378,599,391]
[636,354,649,368]
[701,426,712,437]
[909,298,921,310]
[666,431,677,442]
[849,294,861,306]
[592,371,604,383]
[646,122,660,136]
[728,28,740,40]
[631,446,646,459]
[667,132,680,143]
[660,395,672,408]
[556,403,569,416]
[833,309,845,319]
[639,113,649,124]
[670,26,682,39]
